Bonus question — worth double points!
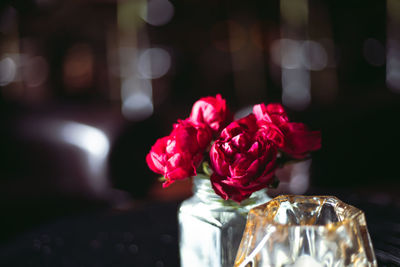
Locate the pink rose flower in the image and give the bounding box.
[146,120,212,187]
[189,94,232,134]
[209,114,278,203]
[253,103,321,159]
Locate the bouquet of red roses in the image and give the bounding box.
[146,95,321,203]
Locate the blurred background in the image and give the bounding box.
[0,0,399,265]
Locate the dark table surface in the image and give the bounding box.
[0,193,399,267]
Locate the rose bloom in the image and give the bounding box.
[209,114,277,203]
[253,103,321,159]
[146,120,212,187]
[189,94,232,134]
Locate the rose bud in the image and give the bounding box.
[253,103,321,159]
[189,94,232,134]
[146,120,212,187]
[209,114,278,203]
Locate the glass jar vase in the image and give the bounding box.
[178,174,271,267]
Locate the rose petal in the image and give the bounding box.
[253,103,272,122]
[209,114,279,202]
[282,123,321,158]
[189,94,232,134]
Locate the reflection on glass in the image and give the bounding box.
[235,195,377,267]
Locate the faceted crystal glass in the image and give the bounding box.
[234,195,377,267]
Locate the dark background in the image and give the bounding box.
[0,0,399,266]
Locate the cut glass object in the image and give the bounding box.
[234,195,377,267]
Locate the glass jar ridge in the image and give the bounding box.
[178,175,271,267]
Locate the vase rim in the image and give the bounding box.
[192,175,270,208]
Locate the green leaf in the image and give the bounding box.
[202,161,213,177]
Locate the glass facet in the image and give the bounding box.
[179,175,271,267]
[235,195,377,267]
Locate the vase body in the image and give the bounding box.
[178,175,271,267]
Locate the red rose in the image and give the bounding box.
[253,103,321,159]
[146,120,212,187]
[189,94,232,134]
[209,114,278,203]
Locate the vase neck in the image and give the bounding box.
[192,175,270,208]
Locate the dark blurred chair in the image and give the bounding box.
[0,104,129,241]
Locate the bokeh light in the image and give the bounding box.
[271,39,328,71]
[301,40,328,71]
[288,160,311,194]
[137,47,171,79]
[282,68,311,110]
[24,56,49,87]
[280,0,308,27]
[271,39,302,69]
[121,77,154,121]
[122,91,154,121]
[60,122,110,159]
[139,0,174,26]
[386,40,400,93]
[0,56,17,86]
[59,121,110,192]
